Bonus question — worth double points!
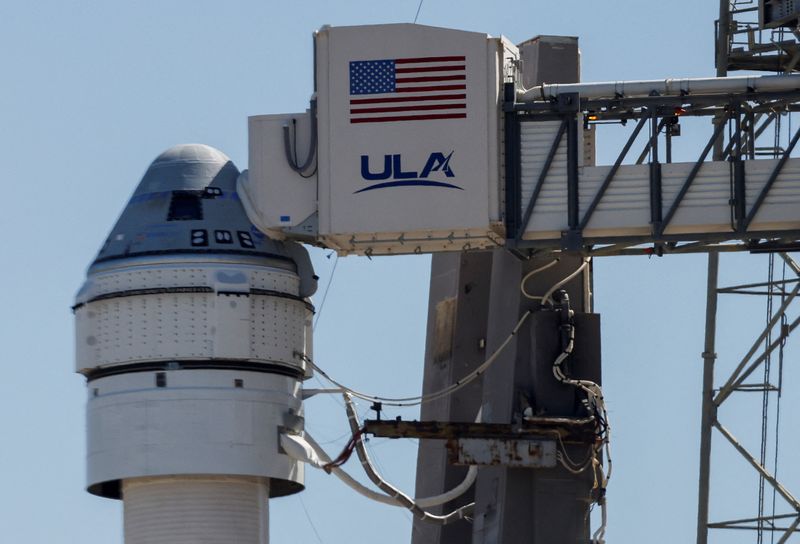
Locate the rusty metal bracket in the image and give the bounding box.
[363,417,597,444]
[447,437,557,467]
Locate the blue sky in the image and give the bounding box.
[2,1,799,542]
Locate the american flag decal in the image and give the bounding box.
[349,55,467,124]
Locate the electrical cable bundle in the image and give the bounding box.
[321,426,366,473]
[539,266,610,544]
[292,256,610,538]
[294,308,531,407]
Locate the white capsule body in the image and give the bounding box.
[76,254,312,500]
[75,255,310,375]
[74,145,317,543]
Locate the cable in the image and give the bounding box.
[520,258,591,307]
[342,393,474,525]
[413,0,424,23]
[554,438,595,473]
[283,99,318,174]
[284,430,479,509]
[541,258,590,306]
[300,259,592,408]
[313,253,339,331]
[296,310,531,407]
[758,252,776,542]
[321,426,366,471]
[556,450,594,474]
[592,492,608,544]
[290,432,398,506]
[771,258,788,544]
[548,290,612,542]
[520,259,560,300]
[297,494,325,544]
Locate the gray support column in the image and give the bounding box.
[697,3,728,535]
[414,35,586,544]
[472,253,595,544]
[713,1,730,160]
[412,251,493,544]
[696,252,719,544]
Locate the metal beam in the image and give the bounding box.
[504,82,522,238]
[516,120,567,240]
[714,421,800,511]
[778,516,800,544]
[717,313,800,402]
[366,418,596,443]
[660,116,728,237]
[579,116,648,231]
[696,252,719,544]
[708,512,800,528]
[714,281,800,406]
[743,124,800,230]
[780,252,800,275]
[636,117,668,165]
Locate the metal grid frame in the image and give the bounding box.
[697,252,800,543]
[502,83,800,257]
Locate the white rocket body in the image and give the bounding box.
[74,144,317,543]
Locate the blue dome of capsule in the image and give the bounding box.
[90,144,306,275]
[132,144,238,195]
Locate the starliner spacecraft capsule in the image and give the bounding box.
[74,144,317,543]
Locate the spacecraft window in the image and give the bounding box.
[167,191,204,221]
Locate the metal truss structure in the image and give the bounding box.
[502,84,800,257]
[719,0,800,73]
[697,252,800,543]
[695,3,800,543]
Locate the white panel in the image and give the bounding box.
[319,24,493,234]
[520,121,568,203]
[77,293,306,368]
[95,265,207,292]
[249,296,306,364]
[214,294,252,359]
[662,161,735,235]
[83,263,298,299]
[77,293,212,366]
[747,158,800,232]
[246,113,317,230]
[124,477,268,544]
[520,121,568,237]
[87,370,303,490]
[75,261,306,372]
[298,24,513,255]
[580,164,651,236]
[518,146,800,240]
[250,269,299,294]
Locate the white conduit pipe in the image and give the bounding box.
[541,258,590,307]
[280,433,478,509]
[521,258,591,307]
[518,73,800,102]
[280,433,396,506]
[414,465,477,508]
[342,394,474,524]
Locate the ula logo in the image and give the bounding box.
[355,152,463,194]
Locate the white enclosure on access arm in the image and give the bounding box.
[242,24,516,255]
[242,23,800,256]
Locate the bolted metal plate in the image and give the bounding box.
[447,438,557,468]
